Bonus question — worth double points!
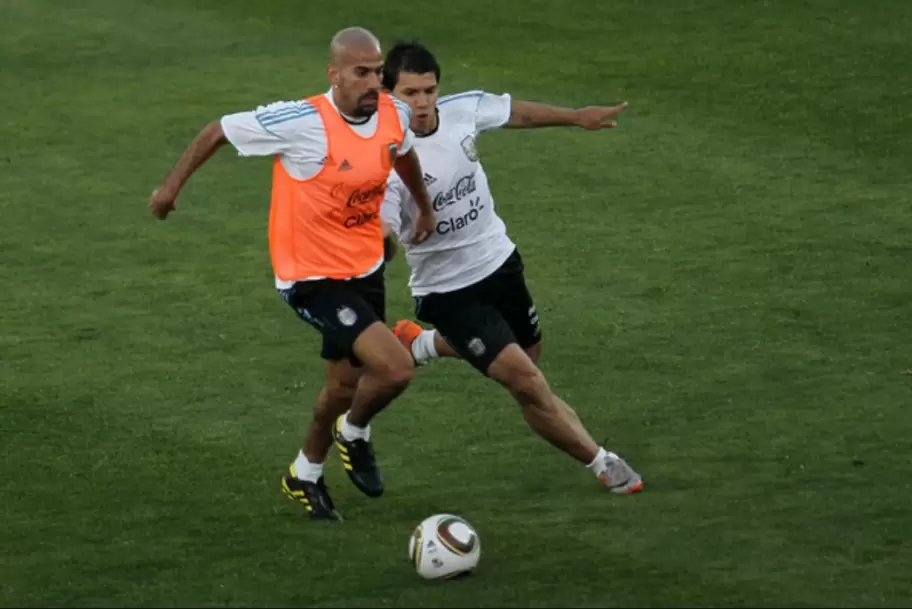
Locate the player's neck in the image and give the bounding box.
[331,89,370,124]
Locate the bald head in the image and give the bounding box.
[330,27,381,66]
[327,27,384,118]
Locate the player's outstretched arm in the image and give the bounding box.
[149,120,228,220]
[506,100,629,131]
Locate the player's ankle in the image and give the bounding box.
[585,447,615,475]
[340,412,371,442]
[412,330,438,364]
[293,450,324,482]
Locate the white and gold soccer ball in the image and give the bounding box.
[408,513,481,580]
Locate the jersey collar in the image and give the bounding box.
[415,108,441,139]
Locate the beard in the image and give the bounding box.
[353,91,379,117]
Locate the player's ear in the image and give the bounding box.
[327,64,339,88]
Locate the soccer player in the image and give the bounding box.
[149,28,437,520]
[380,42,644,494]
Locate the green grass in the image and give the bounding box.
[2,0,912,606]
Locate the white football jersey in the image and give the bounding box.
[381,90,517,296]
[220,89,414,289]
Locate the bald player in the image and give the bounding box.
[149,27,437,521]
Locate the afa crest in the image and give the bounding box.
[460,135,479,162]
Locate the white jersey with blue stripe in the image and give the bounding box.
[381,90,517,296]
[220,89,414,181]
[219,90,413,288]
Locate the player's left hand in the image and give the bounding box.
[412,210,436,245]
[574,102,629,130]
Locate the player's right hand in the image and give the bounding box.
[149,187,177,220]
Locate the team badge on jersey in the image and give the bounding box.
[460,135,478,162]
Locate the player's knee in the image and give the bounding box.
[353,322,414,389]
[505,368,550,408]
[501,360,551,408]
[373,353,414,390]
[488,345,548,404]
[385,360,415,389]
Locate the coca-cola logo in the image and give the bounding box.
[432,174,477,212]
[344,210,379,228]
[331,181,388,208]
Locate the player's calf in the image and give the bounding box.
[487,345,597,463]
[334,322,416,497]
[283,360,361,519]
[487,344,644,494]
[304,374,358,460]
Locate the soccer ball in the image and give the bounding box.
[408,513,481,580]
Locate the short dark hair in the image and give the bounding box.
[382,41,441,91]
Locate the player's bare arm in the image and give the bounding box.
[506,100,629,130]
[393,148,436,244]
[381,220,398,261]
[150,120,228,220]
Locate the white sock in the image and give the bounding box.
[292,450,324,483]
[586,447,618,476]
[411,330,439,365]
[340,412,371,442]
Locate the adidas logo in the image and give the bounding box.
[338,159,353,171]
[423,172,436,185]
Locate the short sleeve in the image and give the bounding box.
[220,100,319,157]
[474,92,513,133]
[399,129,415,155]
[391,97,414,156]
